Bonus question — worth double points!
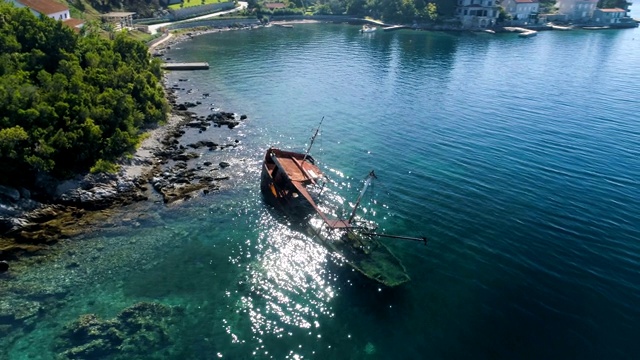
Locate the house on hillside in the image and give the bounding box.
[8,0,84,30]
[502,0,540,24]
[555,0,598,22]
[9,0,69,20]
[456,0,500,28]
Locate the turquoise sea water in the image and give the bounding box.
[3,24,640,359]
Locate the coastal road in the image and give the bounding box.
[148,1,248,35]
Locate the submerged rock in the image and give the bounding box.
[57,302,182,359]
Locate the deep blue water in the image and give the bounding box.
[3,23,640,359]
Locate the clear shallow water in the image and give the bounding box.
[3,24,640,359]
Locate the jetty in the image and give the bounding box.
[161,62,210,71]
[504,26,538,37]
[383,25,410,32]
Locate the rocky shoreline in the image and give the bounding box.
[0,28,255,357]
[0,57,249,273]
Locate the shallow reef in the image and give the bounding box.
[56,302,184,359]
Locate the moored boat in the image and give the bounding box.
[360,24,377,33]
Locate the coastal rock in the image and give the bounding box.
[0,198,41,219]
[186,120,208,128]
[58,175,146,210]
[178,102,197,109]
[187,140,218,149]
[205,112,244,129]
[0,261,8,272]
[172,152,200,162]
[0,185,20,202]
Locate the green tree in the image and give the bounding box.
[427,2,437,21]
[0,3,168,186]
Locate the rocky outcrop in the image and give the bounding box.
[0,77,246,269]
[206,111,246,129]
[57,173,148,210]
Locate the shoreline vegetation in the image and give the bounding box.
[0,10,254,274]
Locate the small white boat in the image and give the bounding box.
[360,24,377,33]
[551,25,572,31]
[518,30,537,37]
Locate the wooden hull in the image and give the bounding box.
[260,148,322,216]
[260,147,410,287]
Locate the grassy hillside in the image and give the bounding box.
[63,0,102,21]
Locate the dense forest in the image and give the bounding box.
[0,3,167,188]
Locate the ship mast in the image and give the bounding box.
[302,116,324,163]
[348,170,377,223]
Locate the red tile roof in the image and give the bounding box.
[598,8,626,12]
[265,2,286,9]
[63,18,84,32]
[17,0,68,15]
[64,18,85,28]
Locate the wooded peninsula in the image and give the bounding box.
[0,3,168,191]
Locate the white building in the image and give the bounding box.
[9,0,70,21]
[8,0,84,30]
[592,8,627,24]
[502,0,540,23]
[456,0,500,28]
[556,0,599,22]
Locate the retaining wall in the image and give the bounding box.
[169,2,235,21]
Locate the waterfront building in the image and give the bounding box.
[555,0,598,22]
[591,7,638,27]
[455,0,500,28]
[592,8,626,24]
[502,0,541,24]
